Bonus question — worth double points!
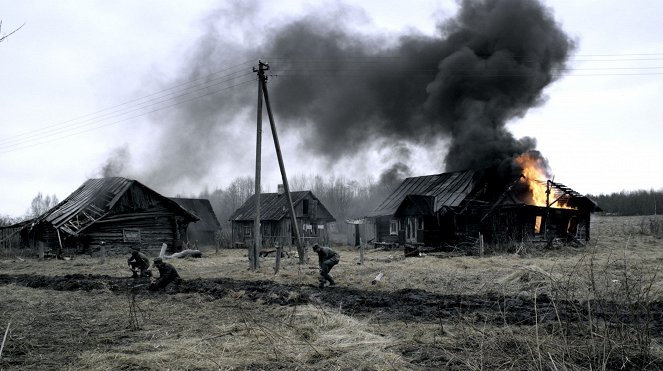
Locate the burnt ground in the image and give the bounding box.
[1,273,662,334]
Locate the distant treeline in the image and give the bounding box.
[588,189,663,216]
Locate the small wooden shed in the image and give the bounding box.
[230,190,336,249]
[8,177,198,256]
[170,198,222,247]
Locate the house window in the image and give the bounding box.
[389,219,399,235]
[534,216,542,234]
[417,217,424,230]
[303,199,309,215]
[244,225,252,237]
[123,229,141,242]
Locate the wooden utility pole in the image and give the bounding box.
[257,61,305,265]
[251,61,266,270]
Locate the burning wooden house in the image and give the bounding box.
[367,163,600,249]
[6,177,198,256]
[170,197,222,247]
[230,189,336,249]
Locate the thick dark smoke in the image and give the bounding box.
[133,0,574,190]
[379,162,413,190]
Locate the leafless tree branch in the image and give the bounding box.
[0,21,25,43]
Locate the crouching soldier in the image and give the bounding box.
[312,244,340,288]
[149,257,181,291]
[127,249,152,278]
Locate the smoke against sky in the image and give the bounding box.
[99,144,130,178]
[3,0,662,217]
[132,0,573,191]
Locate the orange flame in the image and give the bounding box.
[514,153,575,209]
[515,153,549,207]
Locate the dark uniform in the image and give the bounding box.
[149,257,181,291]
[127,250,151,278]
[312,244,340,288]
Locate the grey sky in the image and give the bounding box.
[1,0,662,217]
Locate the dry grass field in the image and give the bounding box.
[1,215,663,370]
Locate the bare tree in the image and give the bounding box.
[0,214,22,227]
[26,193,59,219]
[0,21,25,44]
[205,176,256,231]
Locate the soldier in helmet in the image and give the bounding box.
[149,257,181,291]
[127,249,152,278]
[312,244,340,288]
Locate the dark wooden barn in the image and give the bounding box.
[6,177,198,256]
[230,190,336,249]
[170,197,222,247]
[367,169,600,249]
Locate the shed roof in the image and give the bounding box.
[368,169,477,217]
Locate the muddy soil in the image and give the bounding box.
[2,273,662,335]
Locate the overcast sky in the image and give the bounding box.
[1,0,662,218]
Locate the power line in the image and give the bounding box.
[0,77,256,153]
[0,71,256,149]
[0,60,255,146]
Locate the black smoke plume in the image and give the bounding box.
[136,0,574,189]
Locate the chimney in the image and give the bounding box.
[277,184,285,195]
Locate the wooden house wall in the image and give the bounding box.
[484,209,530,245]
[80,214,183,255]
[544,209,592,241]
[372,215,398,244]
[69,185,193,255]
[420,215,446,246]
[394,214,456,248]
[299,219,330,247]
[24,224,60,251]
[482,206,593,245]
[345,222,376,246]
[231,216,332,250]
[232,219,292,249]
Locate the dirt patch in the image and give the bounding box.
[2,273,662,336]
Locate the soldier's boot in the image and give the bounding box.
[319,282,325,289]
[328,277,336,286]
